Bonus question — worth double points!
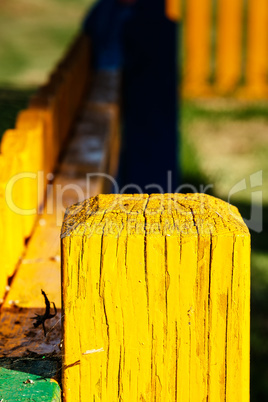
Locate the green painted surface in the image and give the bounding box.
[0,359,61,401]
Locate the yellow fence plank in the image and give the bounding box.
[0,34,91,300]
[226,235,250,400]
[216,0,243,94]
[0,147,25,279]
[16,109,55,177]
[61,193,250,401]
[180,0,268,98]
[1,126,44,239]
[0,156,10,299]
[183,0,212,96]
[0,69,121,360]
[245,0,268,96]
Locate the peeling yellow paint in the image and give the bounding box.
[61,193,250,401]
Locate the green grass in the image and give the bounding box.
[0,0,95,87]
[182,99,268,121]
[0,0,95,138]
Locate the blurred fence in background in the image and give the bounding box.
[180,0,268,98]
[0,34,90,300]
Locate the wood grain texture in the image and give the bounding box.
[61,193,250,402]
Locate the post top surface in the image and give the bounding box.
[61,193,249,238]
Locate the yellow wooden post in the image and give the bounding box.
[245,0,268,97]
[1,127,44,239]
[17,108,55,177]
[0,155,10,299]
[183,0,212,96]
[216,0,243,94]
[61,193,250,401]
[0,152,24,279]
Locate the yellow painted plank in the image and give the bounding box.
[61,193,250,401]
[208,234,233,400]
[30,99,61,169]
[0,169,98,358]
[0,148,25,279]
[245,0,268,96]
[0,68,121,358]
[226,235,250,401]
[216,0,243,94]
[16,109,55,176]
[1,126,44,239]
[183,0,212,96]
[0,155,10,299]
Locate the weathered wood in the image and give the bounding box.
[0,155,10,299]
[87,71,121,105]
[0,67,121,362]
[0,118,110,358]
[1,125,44,239]
[0,151,25,281]
[61,193,250,401]
[0,123,45,299]
[16,109,54,177]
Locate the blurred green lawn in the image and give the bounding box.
[183,101,268,401]
[0,0,95,140]
[0,0,94,86]
[1,1,268,400]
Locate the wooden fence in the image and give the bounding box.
[0,34,90,299]
[181,0,268,97]
[0,4,253,399]
[61,193,250,401]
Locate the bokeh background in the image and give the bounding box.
[0,0,267,400]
